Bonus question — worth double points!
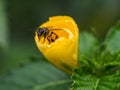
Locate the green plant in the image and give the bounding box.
[0,20,120,90]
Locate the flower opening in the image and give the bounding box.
[35,16,79,74]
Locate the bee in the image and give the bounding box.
[36,27,60,44]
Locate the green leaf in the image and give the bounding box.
[0,60,71,90]
[71,69,120,90]
[105,20,120,52]
[73,22,120,90]
[78,49,120,77]
[0,0,8,48]
[79,32,98,56]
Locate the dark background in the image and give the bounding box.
[0,0,120,74]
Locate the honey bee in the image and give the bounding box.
[36,27,60,44]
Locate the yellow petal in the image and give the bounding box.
[35,16,79,74]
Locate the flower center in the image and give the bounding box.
[36,26,71,44]
[36,27,59,44]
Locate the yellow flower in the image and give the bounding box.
[34,16,79,74]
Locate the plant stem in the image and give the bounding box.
[33,79,72,90]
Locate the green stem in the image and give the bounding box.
[94,79,100,90]
[33,79,72,90]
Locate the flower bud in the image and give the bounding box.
[35,16,79,74]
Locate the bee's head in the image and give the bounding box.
[36,28,46,36]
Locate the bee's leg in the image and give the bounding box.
[37,33,41,41]
[38,35,42,41]
[42,31,47,43]
[38,36,40,40]
[47,32,53,43]
[47,37,51,44]
[49,32,55,42]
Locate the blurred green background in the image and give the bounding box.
[0,0,120,74]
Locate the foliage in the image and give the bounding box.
[0,58,71,90]
[71,20,120,90]
[1,18,120,90]
[0,0,8,48]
